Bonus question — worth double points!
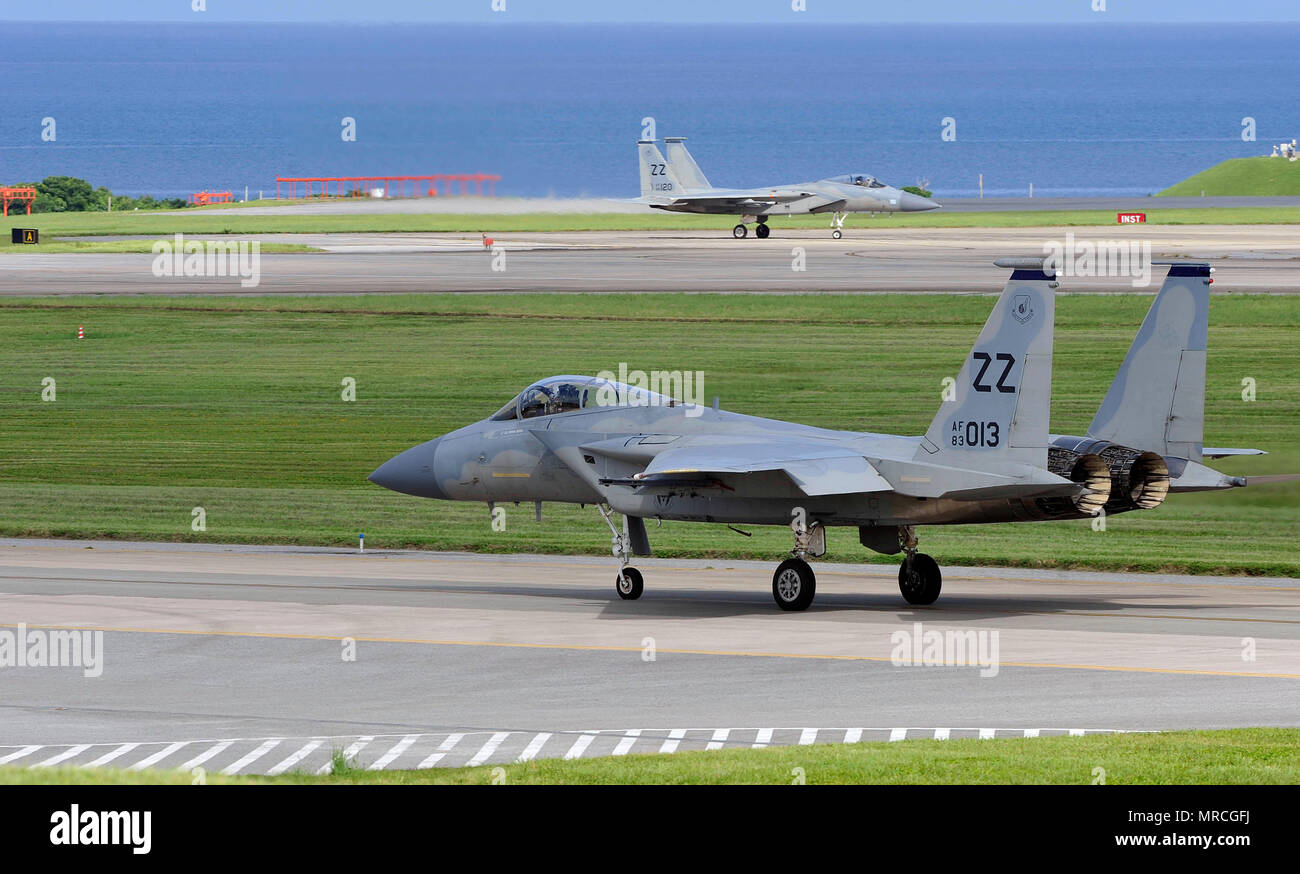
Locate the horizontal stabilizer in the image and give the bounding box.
[1202,447,1267,459]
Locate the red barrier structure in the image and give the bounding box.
[189,190,234,206]
[1,186,37,216]
[274,174,500,200]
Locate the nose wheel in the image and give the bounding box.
[616,567,644,600]
[830,211,846,239]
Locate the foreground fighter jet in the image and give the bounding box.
[373,257,1268,611]
[632,137,940,238]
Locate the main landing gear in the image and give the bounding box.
[771,516,825,611]
[896,525,942,605]
[733,215,770,239]
[599,503,643,600]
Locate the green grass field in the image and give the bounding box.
[1160,156,1300,197]
[2,729,1296,784]
[1,292,1296,574]
[1,204,1299,248]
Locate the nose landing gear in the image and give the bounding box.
[830,212,847,239]
[599,503,643,600]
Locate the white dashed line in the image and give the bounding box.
[416,733,464,769]
[370,735,419,770]
[223,739,282,775]
[467,732,511,767]
[563,733,596,760]
[129,742,189,771]
[659,729,686,754]
[178,741,233,772]
[267,740,324,776]
[518,733,552,762]
[0,727,1127,775]
[86,743,140,768]
[612,730,640,756]
[34,745,91,768]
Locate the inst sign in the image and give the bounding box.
[11,228,38,244]
[1117,212,1146,224]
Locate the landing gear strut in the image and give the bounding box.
[771,515,824,611]
[599,503,643,600]
[830,211,847,239]
[897,525,942,605]
[755,218,770,239]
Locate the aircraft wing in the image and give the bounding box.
[662,188,836,209]
[627,443,893,496]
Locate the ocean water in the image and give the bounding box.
[1,21,1297,199]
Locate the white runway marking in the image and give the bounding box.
[0,746,42,765]
[34,745,90,768]
[129,742,188,771]
[224,739,281,775]
[563,732,596,760]
[659,728,687,754]
[612,729,640,756]
[178,741,233,772]
[416,733,464,769]
[370,735,419,770]
[467,732,511,767]
[0,727,1128,775]
[267,740,324,776]
[518,733,552,762]
[86,743,140,767]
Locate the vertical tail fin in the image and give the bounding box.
[1087,263,1212,461]
[916,259,1057,469]
[638,140,683,199]
[663,137,711,191]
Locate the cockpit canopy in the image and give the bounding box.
[489,374,680,421]
[830,173,886,188]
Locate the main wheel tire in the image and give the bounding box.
[616,567,644,600]
[772,558,816,611]
[755,223,770,239]
[831,229,843,240]
[898,553,942,605]
[733,224,748,239]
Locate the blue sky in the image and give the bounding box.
[5,0,1299,23]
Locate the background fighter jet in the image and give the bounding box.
[371,257,1267,611]
[632,137,940,238]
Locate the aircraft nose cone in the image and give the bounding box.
[368,439,446,499]
[900,192,941,212]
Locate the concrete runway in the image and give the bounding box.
[4,226,1299,295]
[1,538,1296,774]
